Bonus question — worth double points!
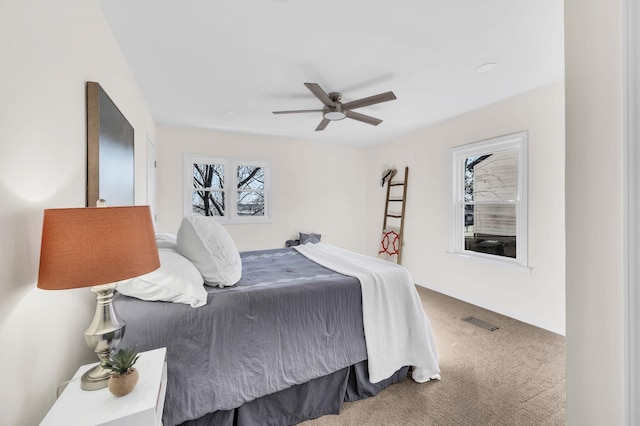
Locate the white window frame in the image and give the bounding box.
[184,154,271,224]
[449,131,528,268]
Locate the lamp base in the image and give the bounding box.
[82,283,126,391]
[81,364,111,390]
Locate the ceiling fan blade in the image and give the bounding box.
[315,118,330,131]
[342,91,396,110]
[304,83,335,107]
[272,109,324,114]
[345,110,383,126]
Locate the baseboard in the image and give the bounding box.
[415,282,566,336]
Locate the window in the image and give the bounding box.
[450,131,528,267]
[184,155,271,224]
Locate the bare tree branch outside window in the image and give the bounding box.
[236,166,265,216]
[192,163,225,216]
[191,163,267,217]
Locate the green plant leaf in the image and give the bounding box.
[101,347,139,375]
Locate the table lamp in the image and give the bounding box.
[37,206,160,391]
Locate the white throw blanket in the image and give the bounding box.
[295,243,441,383]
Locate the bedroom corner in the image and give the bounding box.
[364,83,566,336]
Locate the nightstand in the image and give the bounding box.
[40,347,167,426]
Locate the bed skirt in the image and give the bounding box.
[179,361,409,426]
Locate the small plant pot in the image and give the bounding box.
[108,368,139,397]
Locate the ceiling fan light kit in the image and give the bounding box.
[323,101,346,121]
[273,82,396,131]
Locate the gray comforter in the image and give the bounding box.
[113,248,369,426]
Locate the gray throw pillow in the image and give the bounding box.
[299,232,321,244]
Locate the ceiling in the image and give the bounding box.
[98,0,564,147]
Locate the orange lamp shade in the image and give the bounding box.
[37,206,160,290]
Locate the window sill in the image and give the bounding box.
[446,251,532,273]
[214,217,273,225]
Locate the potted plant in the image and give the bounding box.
[101,347,140,397]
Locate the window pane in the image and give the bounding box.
[192,163,225,216]
[464,149,517,202]
[237,166,264,190]
[464,203,516,258]
[237,190,264,216]
[192,190,225,216]
[193,163,224,190]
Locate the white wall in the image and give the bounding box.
[0,0,156,424]
[365,83,566,335]
[565,0,626,424]
[156,126,368,253]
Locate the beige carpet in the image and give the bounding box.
[301,286,565,426]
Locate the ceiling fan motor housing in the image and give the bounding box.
[324,103,346,121]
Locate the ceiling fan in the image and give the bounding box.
[272,83,397,131]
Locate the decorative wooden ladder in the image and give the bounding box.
[379,166,409,264]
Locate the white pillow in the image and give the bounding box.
[156,233,177,250]
[117,248,207,308]
[176,213,242,287]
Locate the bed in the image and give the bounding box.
[112,215,440,426]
